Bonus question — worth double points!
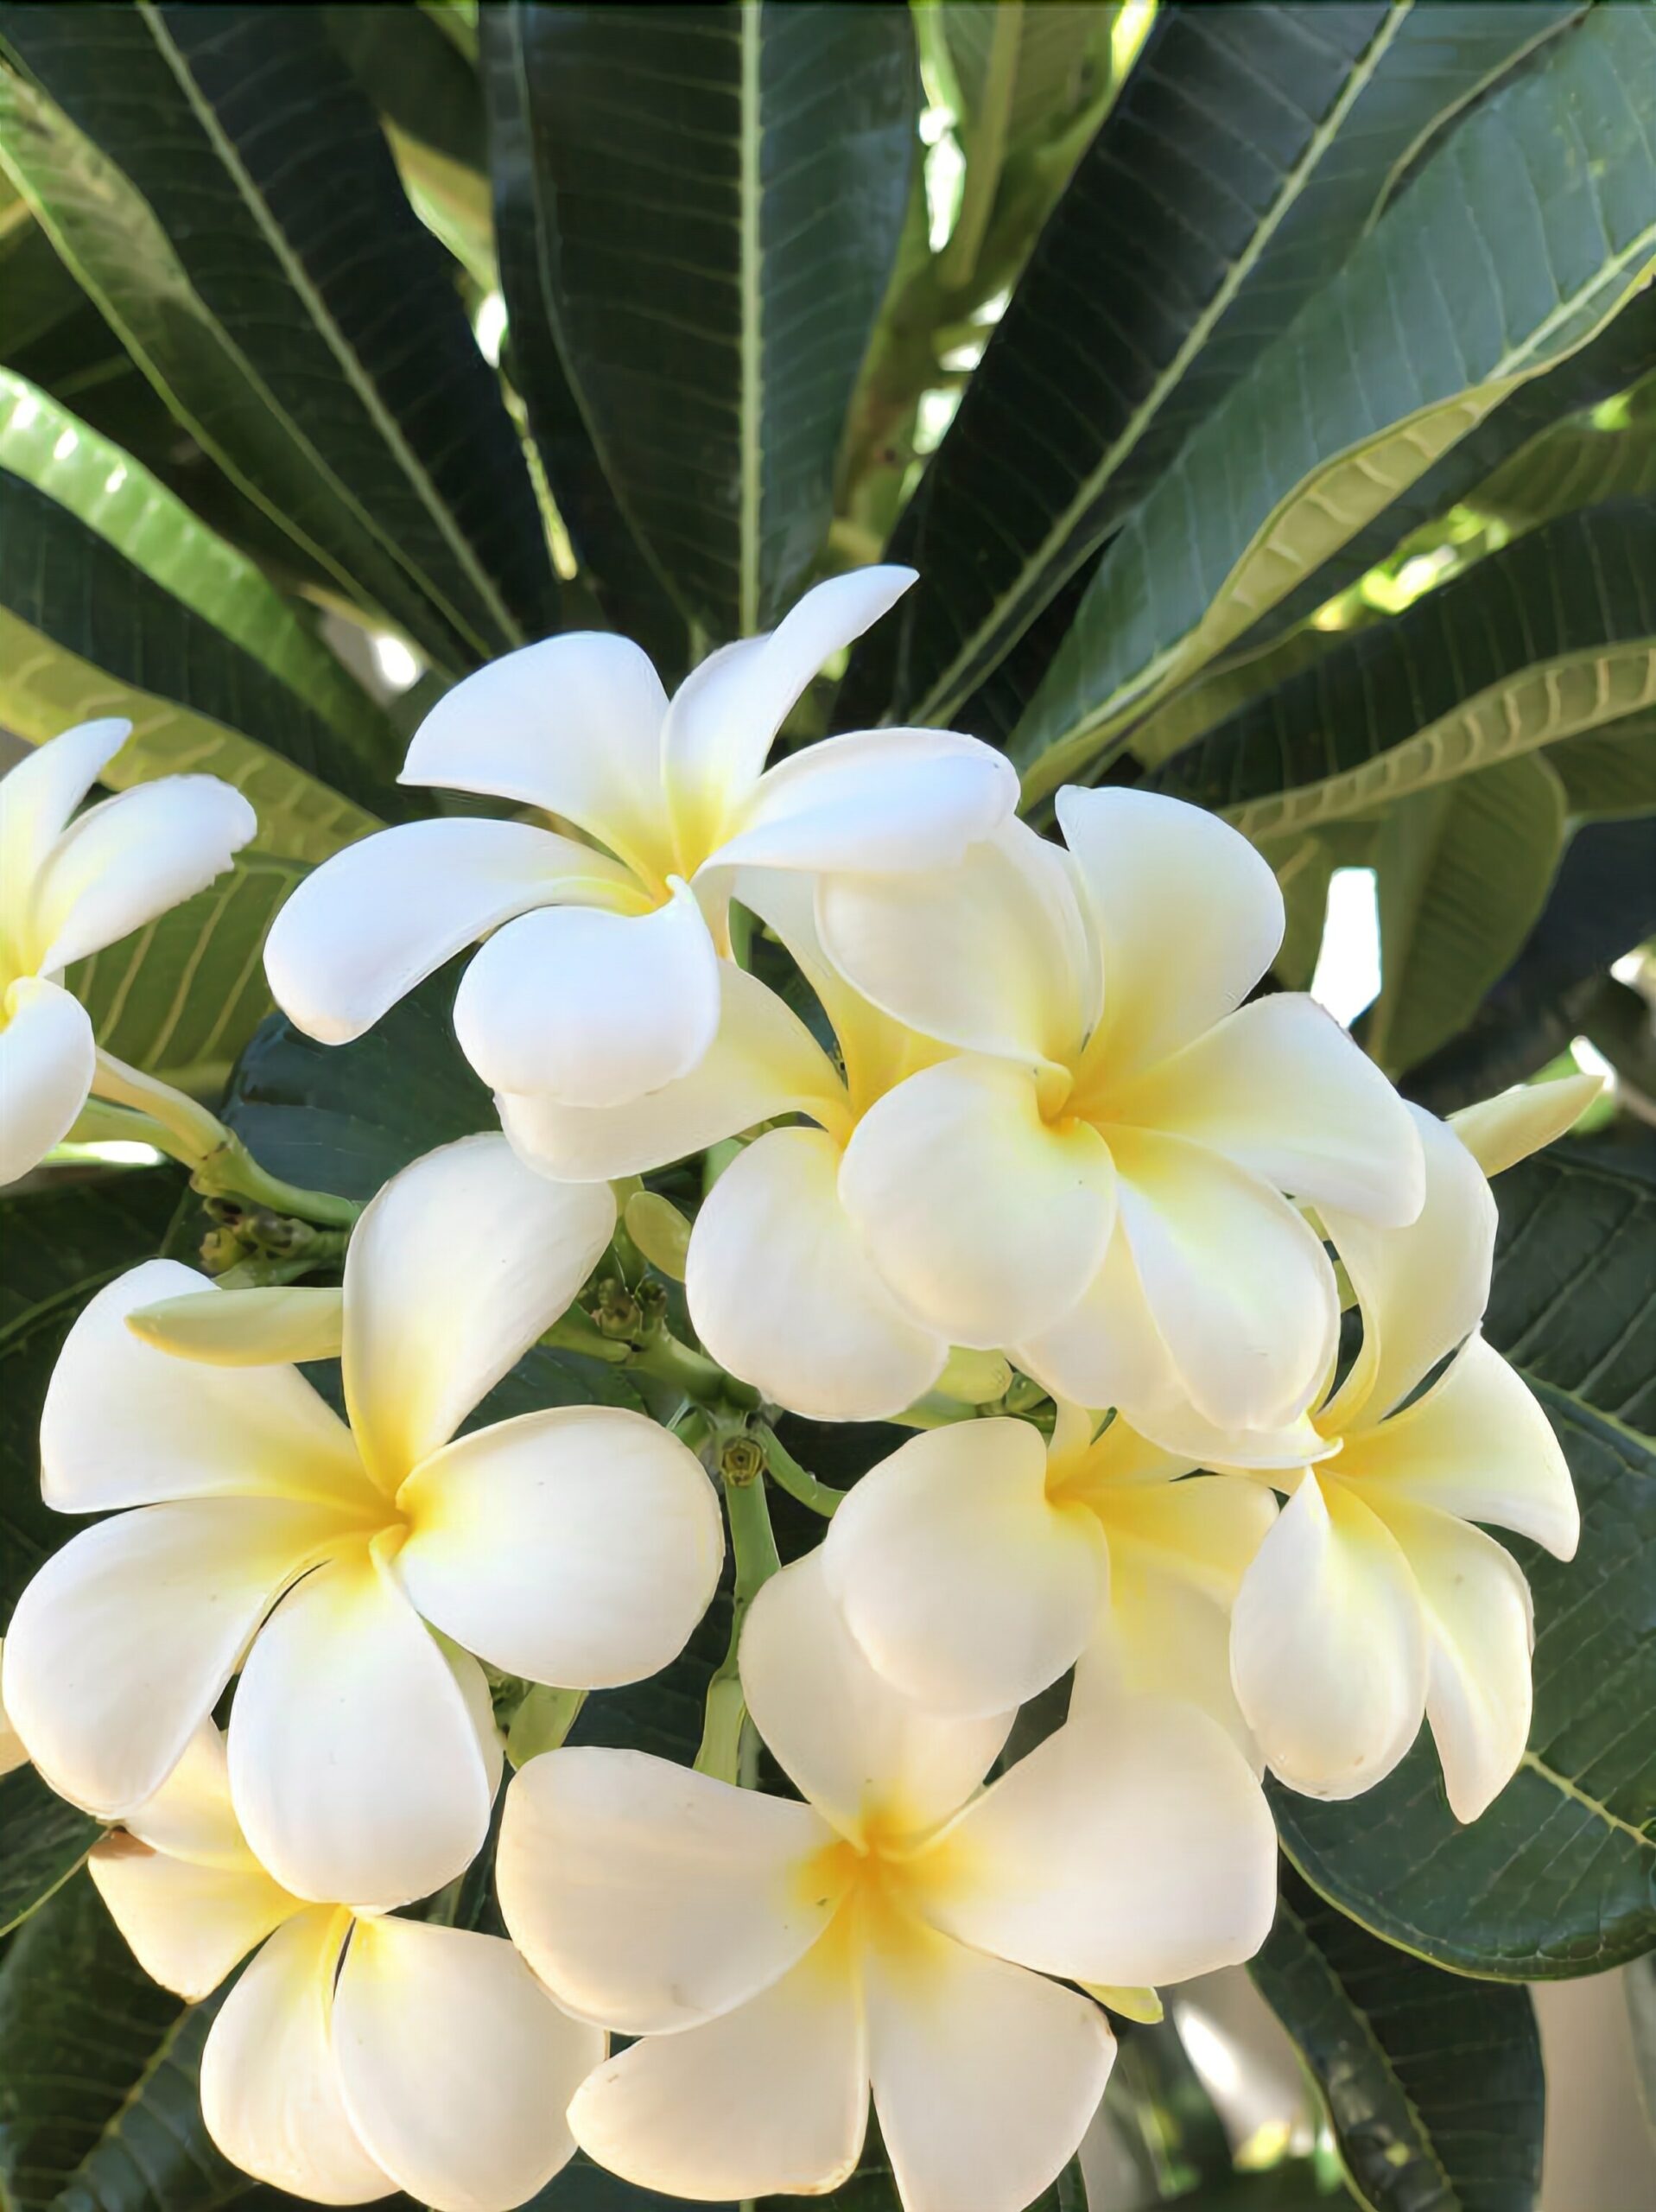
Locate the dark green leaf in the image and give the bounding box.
[1476,371,1656,531]
[1551,713,1656,820]
[324,3,485,170]
[1251,1867,1544,2212]
[847,0,1583,731]
[0,1767,98,1939]
[0,1,554,670]
[490,2,917,639]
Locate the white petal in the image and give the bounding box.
[228,1541,497,1908]
[124,1719,253,1869]
[264,818,638,1047]
[333,1918,602,2212]
[867,1929,1114,2212]
[1322,1101,1496,1428]
[822,1420,1104,1717]
[1341,1336,1578,1558]
[0,719,131,941]
[1058,786,1283,1083]
[396,1406,722,1687]
[452,880,720,1106]
[90,1834,301,2002]
[1112,1130,1338,1429]
[718,725,1017,874]
[661,567,914,842]
[400,631,673,883]
[739,1553,1012,1848]
[840,1055,1117,1351]
[3,1497,341,1815]
[1104,995,1424,1225]
[43,1260,372,1513]
[686,1125,946,1422]
[200,1905,390,2205]
[127,1286,346,1368]
[0,1640,29,1777]
[498,960,844,1181]
[343,1134,617,1488]
[29,776,254,976]
[1230,1472,1429,1802]
[569,1942,868,2203]
[497,1745,842,2034]
[1368,1498,1535,1823]
[1450,1071,1602,1179]
[0,976,93,1187]
[815,818,1091,1065]
[934,1694,1278,1986]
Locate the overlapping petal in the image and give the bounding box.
[0,718,130,925]
[1450,1071,1601,1179]
[89,1833,301,2002]
[719,726,1018,875]
[0,976,94,1187]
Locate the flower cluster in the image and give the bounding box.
[2,570,1592,2212]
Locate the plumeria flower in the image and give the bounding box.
[0,718,254,1186]
[0,1642,26,1777]
[821,1402,1280,1761]
[497,1553,1276,2212]
[90,1721,601,2210]
[815,791,1424,1438]
[498,874,955,1421]
[264,569,1016,1111]
[1225,1104,1579,1820]
[3,1134,722,1905]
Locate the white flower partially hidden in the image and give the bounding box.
[822,1404,1281,1761]
[91,1723,601,2212]
[0,718,255,1186]
[264,569,1016,1110]
[3,1134,723,1905]
[1224,1106,1580,1821]
[816,790,1424,1436]
[497,1554,1277,2212]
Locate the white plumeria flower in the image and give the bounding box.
[263,569,1016,1111]
[496,1552,1277,2212]
[90,1721,601,2211]
[1223,1104,1579,1821]
[0,718,255,1187]
[498,874,955,1421]
[821,1402,1281,1762]
[3,1134,723,1906]
[815,790,1425,1437]
[0,1640,27,1777]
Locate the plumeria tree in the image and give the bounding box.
[1,6,1653,2212]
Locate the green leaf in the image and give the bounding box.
[1365,754,1567,1074]
[0,1767,99,1939]
[1251,1867,1544,2212]
[1551,713,1656,819]
[325,3,485,171]
[490,2,917,639]
[939,3,1112,152]
[1152,503,1656,843]
[1012,3,1656,801]
[0,1,555,671]
[847,0,1584,732]
[66,851,305,1096]
[1477,371,1656,530]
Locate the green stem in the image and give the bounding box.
[631,1328,759,1409]
[64,1096,202,1171]
[695,1442,781,1785]
[938,0,1022,294]
[192,1131,362,1230]
[541,1310,634,1365]
[755,1424,845,1518]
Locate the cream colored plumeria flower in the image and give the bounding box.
[498,874,955,1421]
[0,717,254,1186]
[498,1553,1277,2212]
[1222,1104,1579,1821]
[822,1403,1280,1761]
[0,1641,26,1777]
[264,568,1016,1111]
[815,790,1424,1440]
[3,1134,722,1906]
[90,1721,601,2212]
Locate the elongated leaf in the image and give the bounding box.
[0,1767,98,1938]
[1478,372,1656,530]
[1252,1868,1544,2212]
[325,3,485,170]
[492,2,917,639]
[1551,712,1656,820]
[1153,503,1656,842]
[66,852,305,1096]
[0,2,554,671]
[1014,3,1656,801]
[0,468,398,864]
[844,0,1583,731]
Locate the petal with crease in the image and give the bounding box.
[823,1420,1104,1718]
[1075,1562,1262,1770]
[1230,1472,1428,1802]
[333,1918,601,2212]
[397,1406,722,1687]
[718,726,1016,874]
[343,1135,617,1488]
[569,1942,868,2204]
[841,1055,1116,1351]
[0,976,94,1187]
[497,1746,842,2034]
[90,1835,301,2002]
[867,1928,1114,2212]
[0,719,131,932]
[264,818,638,1047]
[30,777,254,976]
[687,1126,946,1422]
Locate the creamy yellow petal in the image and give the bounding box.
[91,1834,301,2002]
[29,776,254,976]
[124,1721,255,1871]
[0,718,131,949]
[1450,1072,1602,1179]
[0,976,95,1187]
[126,1287,346,1368]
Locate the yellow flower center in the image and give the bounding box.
[796,1808,979,1986]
